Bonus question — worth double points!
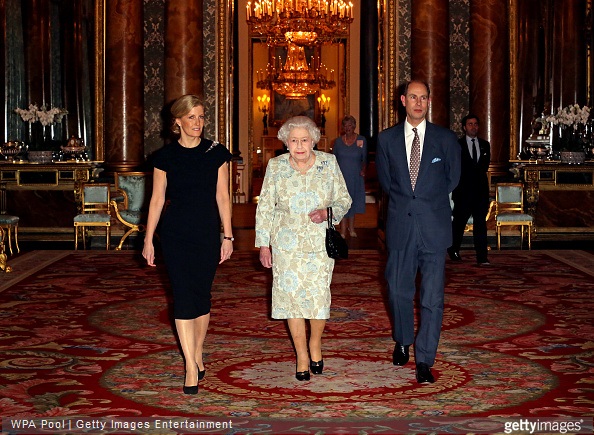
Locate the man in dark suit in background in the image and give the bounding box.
[376,80,461,383]
[448,114,491,265]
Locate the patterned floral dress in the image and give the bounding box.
[255,151,352,319]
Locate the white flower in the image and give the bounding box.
[545,105,591,130]
[14,104,40,123]
[14,104,68,126]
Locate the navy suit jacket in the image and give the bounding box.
[376,121,461,251]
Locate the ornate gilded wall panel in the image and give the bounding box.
[203,0,217,141]
[143,0,166,158]
[380,0,398,129]
[397,0,412,88]
[449,0,470,135]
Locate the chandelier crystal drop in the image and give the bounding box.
[255,43,336,99]
[246,0,354,46]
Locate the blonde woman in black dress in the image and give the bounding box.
[143,94,233,394]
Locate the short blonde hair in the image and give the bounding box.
[277,116,321,145]
[170,94,205,135]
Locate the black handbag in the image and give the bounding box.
[325,207,348,260]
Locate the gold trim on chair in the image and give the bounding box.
[495,182,533,250]
[110,172,152,250]
[110,200,146,250]
[74,183,112,250]
[0,228,12,273]
[0,215,20,256]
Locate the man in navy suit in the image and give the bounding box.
[376,80,460,383]
[448,114,491,265]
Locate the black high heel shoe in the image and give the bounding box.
[310,360,324,375]
[295,370,310,381]
[183,367,200,394]
[183,385,198,395]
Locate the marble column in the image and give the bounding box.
[164,0,204,104]
[359,0,379,152]
[469,0,510,172]
[410,0,450,127]
[104,0,145,171]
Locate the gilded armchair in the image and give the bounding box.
[0,227,12,272]
[495,183,534,250]
[0,214,20,255]
[111,172,152,250]
[73,183,111,250]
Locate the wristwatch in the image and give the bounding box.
[223,236,234,241]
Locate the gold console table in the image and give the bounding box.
[0,161,101,240]
[514,161,594,234]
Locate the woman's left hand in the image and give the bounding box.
[219,239,233,264]
[308,208,327,224]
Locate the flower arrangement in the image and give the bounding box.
[15,104,68,126]
[545,104,591,152]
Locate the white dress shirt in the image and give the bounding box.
[404,119,427,170]
[466,135,478,161]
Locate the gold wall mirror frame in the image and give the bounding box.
[95,0,105,162]
[216,0,232,147]
[509,0,519,159]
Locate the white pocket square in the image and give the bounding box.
[431,157,441,163]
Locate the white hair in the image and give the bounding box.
[277,116,321,144]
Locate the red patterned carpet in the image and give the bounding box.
[0,250,593,434]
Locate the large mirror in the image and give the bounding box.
[510,0,591,159]
[1,0,103,160]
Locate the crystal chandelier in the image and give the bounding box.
[246,0,354,46]
[255,43,336,99]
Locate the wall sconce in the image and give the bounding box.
[317,94,330,135]
[257,94,270,135]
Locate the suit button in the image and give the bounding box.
[408,213,412,216]
[412,195,416,199]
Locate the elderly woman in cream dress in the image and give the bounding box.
[256,116,352,381]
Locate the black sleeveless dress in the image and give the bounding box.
[153,139,232,319]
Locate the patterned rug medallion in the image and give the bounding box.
[0,249,593,433]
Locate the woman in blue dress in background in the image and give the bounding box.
[332,115,367,238]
